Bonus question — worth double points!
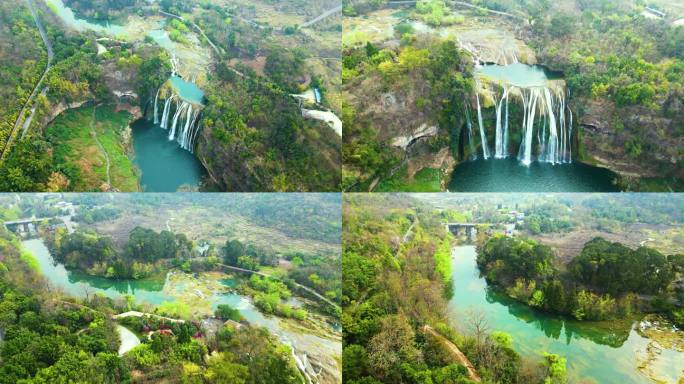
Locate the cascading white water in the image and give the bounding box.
[542,87,559,165]
[161,96,173,129]
[502,88,510,158]
[169,102,186,141]
[475,92,490,159]
[567,107,573,163]
[465,105,476,157]
[179,104,193,149]
[152,85,203,153]
[153,89,160,124]
[520,88,540,166]
[470,84,572,165]
[494,87,509,158]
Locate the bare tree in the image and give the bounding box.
[80,283,92,303]
[465,308,490,347]
[465,308,494,367]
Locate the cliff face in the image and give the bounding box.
[344,70,457,188]
[194,79,341,192]
[578,98,683,180]
[195,116,341,192]
[194,129,265,191]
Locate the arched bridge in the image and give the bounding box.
[445,222,494,238]
[4,217,50,234]
[3,215,75,235]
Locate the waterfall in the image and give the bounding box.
[519,88,540,166]
[465,105,476,158]
[153,89,160,124]
[503,88,509,157]
[161,96,173,129]
[542,88,559,164]
[475,92,490,159]
[494,87,509,158]
[178,104,194,149]
[474,82,572,166]
[171,54,178,76]
[169,101,187,141]
[568,107,573,163]
[151,81,204,153]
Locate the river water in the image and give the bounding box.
[23,238,340,383]
[131,119,206,192]
[449,245,683,383]
[477,63,562,87]
[449,158,619,192]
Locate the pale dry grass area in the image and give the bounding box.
[93,205,339,256]
[532,223,684,264]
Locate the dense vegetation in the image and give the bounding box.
[0,224,304,383]
[0,285,128,383]
[222,238,342,307]
[523,204,574,234]
[0,2,45,157]
[0,1,170,191]
[119,319,303,384]
[199,62,341,192]
[525,0,684,186]
[480,235,681,322]
[343,37,475,191]
[343,194,567,383]
[47,227,194,279]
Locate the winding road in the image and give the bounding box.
[1,0,54,160]
[212,262,340,311]
[301,5,343,28]
[386,0,526,22]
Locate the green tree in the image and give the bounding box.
[215,304,241,322]
[223,240,245,265]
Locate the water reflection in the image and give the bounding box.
[484,287,632,348]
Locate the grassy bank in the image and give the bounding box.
[46,105,139,191]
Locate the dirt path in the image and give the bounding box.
[89,106,111,187]
[422,325,482,382]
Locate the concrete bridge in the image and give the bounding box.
[3,215,75,235]
[4,217,50,235]
[445,222,493,238]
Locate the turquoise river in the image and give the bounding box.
[22,238,340,383]
[449,245,683,383]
